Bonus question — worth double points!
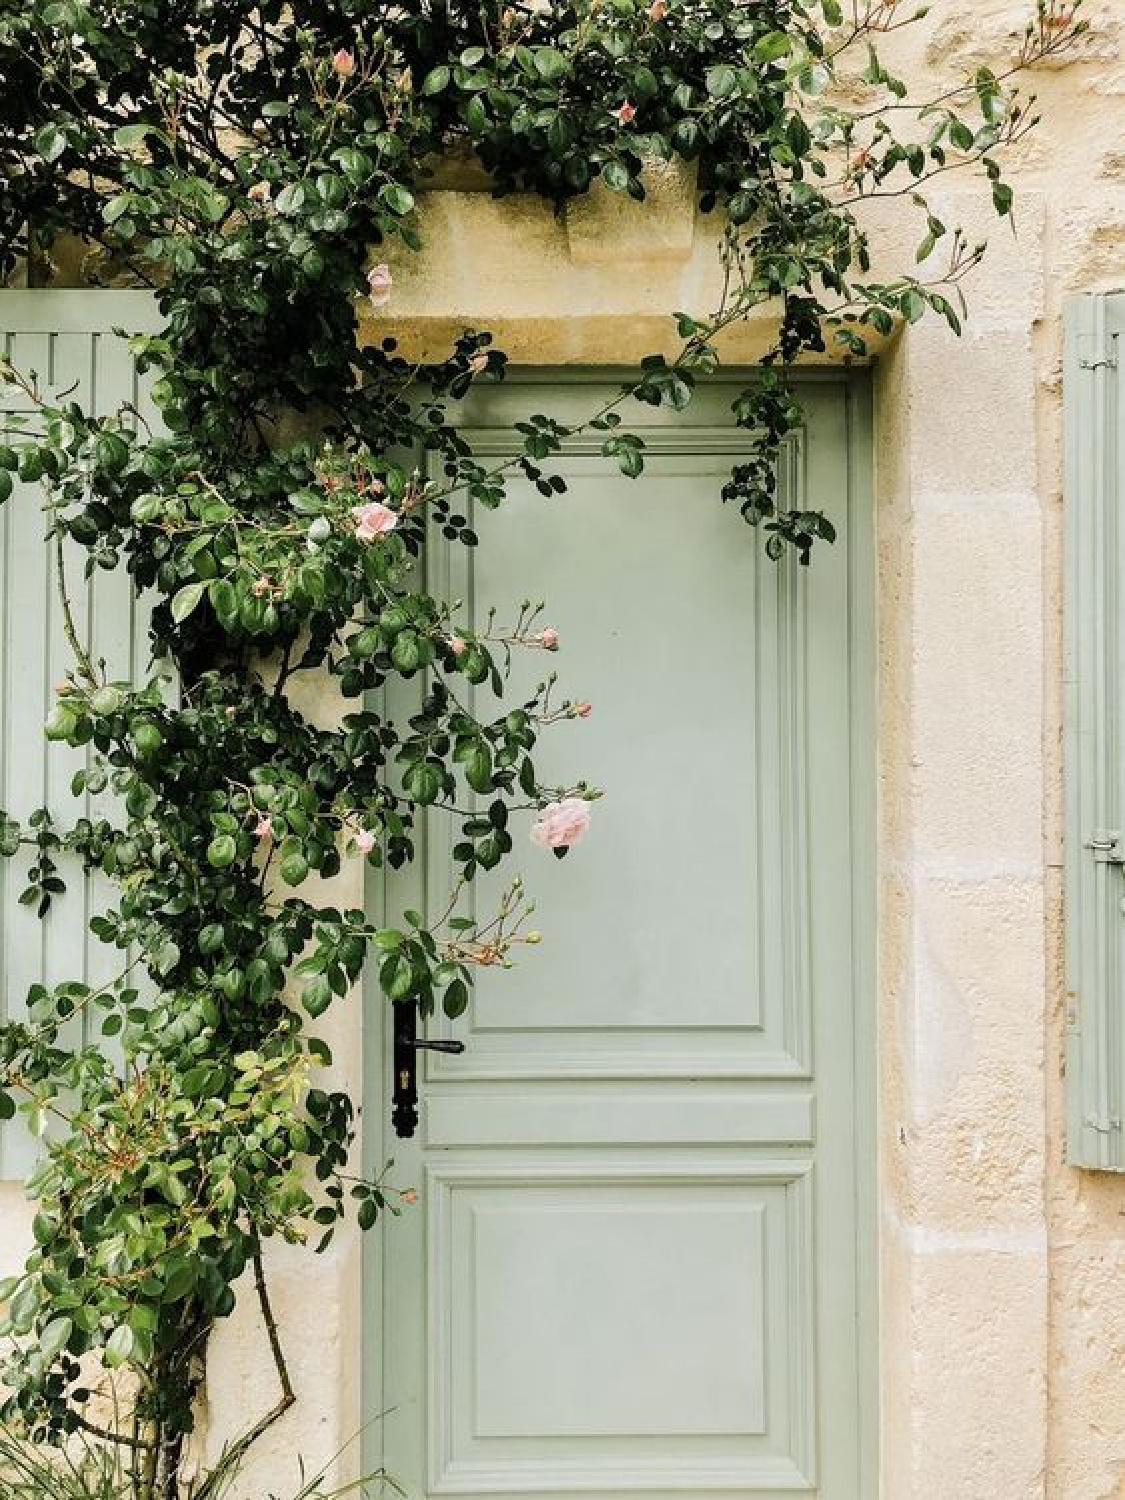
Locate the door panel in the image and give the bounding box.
[369,377,873,1500]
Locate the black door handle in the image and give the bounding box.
[391,1001,466,1138]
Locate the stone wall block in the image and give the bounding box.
[903,877,1046,1229]
[907,1248,1049,1500]
[564,160,697,265]
[909,500,1044,869]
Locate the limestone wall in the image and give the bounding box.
[873,4,1125,1496]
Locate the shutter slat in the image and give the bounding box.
[1066,291,1125,1168]
[0,293,158,1176]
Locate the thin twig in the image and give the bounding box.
[53,528,99,688]
[192,1246,296,1500]
[72,1411,155,1453]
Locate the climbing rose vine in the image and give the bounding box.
[0,0,1084,1495]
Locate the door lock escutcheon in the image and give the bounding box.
[392,1000,465,1138]
[1085,830,1125,865]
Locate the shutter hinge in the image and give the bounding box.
[1085,830,1125,864]
[1079,332,1118,371]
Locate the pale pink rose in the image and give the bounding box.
[353,501,398,541]
[530,798,590,850]
[254,814,273,840]
[575,701,592,718]
[647,0,668,18]
[449,635,468,656]
[367,263,393,309]
[469,352,489,375]
[400,1188,419,1205]
[354,827,377,854]
[538,626,559,650]
[247,180,271,204]
[252,575,271,597]
[612,101,637,125]
[332,48,355,77]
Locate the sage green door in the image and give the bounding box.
[367,376,875,1500]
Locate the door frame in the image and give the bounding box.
[360,367,878,1497]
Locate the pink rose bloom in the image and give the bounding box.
[613,101,637,125]
[450,635,468,656]
[575,701,592,718]
[469,352,489,375]
[247,180,271,203]
[648,0,668,18]
[353,501,398,541]
[332,48,355,77]
[531,798,591,850]
[253,814,273,840]
[538,626,559,650]
[367,263,393,309]
[354,827,377,854]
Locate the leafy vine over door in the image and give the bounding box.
[0,2,1085,1495]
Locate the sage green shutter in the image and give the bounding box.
[1065,291,1125,1169]
[0,292,160,1177]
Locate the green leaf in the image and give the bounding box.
[171,581,206,622]
[105,1324,135,1368]
[753,32,791,62]
[209,578,238,626]
[39,1316,73,1360]
[443,978,469,1019]
[114,123,153,149]
[464,745,493,795]
[901,288,926,323]
[381,955,415,1002]
[670,119,701,157]
[391,631,423,673]
[163,1262,198,1303]
[601,160,630,194]
[421,65,451,95]
[34,125,67,162]
[44,705,78,743]
[404,762,442,805]
[379,183,415,217]
[0,471,11,505]
[206,834,237,868]
[280,851,310,886]
[302,975,333,1017]
[533,46,570,82]
[274,182,306,215]
[705,64,738,99]
[133,720,162,757]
